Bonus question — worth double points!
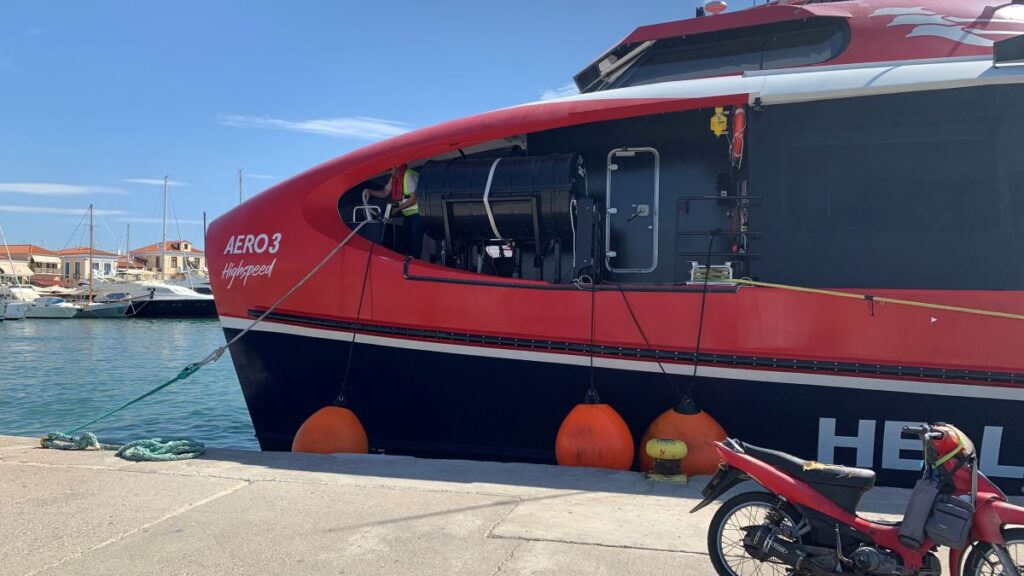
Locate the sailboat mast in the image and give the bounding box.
[88,203,94,303]
[162,175,168,282]
[0,223,18,285]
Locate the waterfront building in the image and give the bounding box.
[1,244,62,286]
[56,247,120,281]
[0,258,34,284]
[131,240,206,279]
[117,255,153,281]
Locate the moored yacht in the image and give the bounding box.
[0,285,31,320]
[208,0,1024,490]
[0,299,28,320]
[75,300,131,318]
[0,224,30,321]
[26,297,81,319]
[123,281,216,318]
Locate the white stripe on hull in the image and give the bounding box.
[219,315,1024,402]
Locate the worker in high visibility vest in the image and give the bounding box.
[363,164,422,259]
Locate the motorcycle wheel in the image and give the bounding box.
[707,491,803,576]
[964,528,1024,576]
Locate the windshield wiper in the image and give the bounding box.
[582,40,655,93]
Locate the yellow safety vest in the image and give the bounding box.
[402,169,419,217]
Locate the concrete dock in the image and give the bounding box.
[1,435,913,576]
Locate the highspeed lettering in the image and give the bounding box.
[222,259,277,288]
[224,233,281,255]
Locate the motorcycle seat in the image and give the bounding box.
[740,442,876,512]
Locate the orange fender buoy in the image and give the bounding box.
[555,389,634,470]
[292,405,369,454]
[731,106,746,163]
[638,397,726,476]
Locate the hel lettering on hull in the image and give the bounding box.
[817,418,1024,480]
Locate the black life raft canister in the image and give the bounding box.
[415,153,585,245]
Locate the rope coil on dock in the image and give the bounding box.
[40,220,373,461]
[40,432,205,461]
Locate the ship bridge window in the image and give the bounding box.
[590,19,848,91]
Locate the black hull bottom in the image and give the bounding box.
[225,325,1024,492]
[130,299,217,318]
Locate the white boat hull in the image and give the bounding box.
[2,301,28,320]
[26,304,81,319]
[75,301,130,318]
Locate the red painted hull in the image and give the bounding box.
[207,0,1024,488]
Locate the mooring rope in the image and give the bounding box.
[40,219,372,460]
[722,278,1024,322]
[40,432,206,461]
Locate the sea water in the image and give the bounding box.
[0,318,258,449]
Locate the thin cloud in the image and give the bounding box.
[218,114,411,141]
[123,178,190,187]
[115,216,203,225]
[540,83,579,101]
[0,182,127,196]
[0,205,126,216]
[244,173,279,180]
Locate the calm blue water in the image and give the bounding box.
[0,318,259,450]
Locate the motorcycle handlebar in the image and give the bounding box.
[903,425,929,437]
[902,424,946,441]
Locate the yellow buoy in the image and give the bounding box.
[639,397,726,476]
[555,389,635,470]
[291,404,369,454]
[646,438,688,461]
[645,438,689,483]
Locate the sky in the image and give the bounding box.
[0,0,756,253]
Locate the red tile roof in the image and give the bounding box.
[3,244,57,258]
[56,246,119,257]
[131,240,204,255]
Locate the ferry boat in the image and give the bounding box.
[208,0,1024,489]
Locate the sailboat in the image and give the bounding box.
[120,176,216,318]
[75,204,130,319]
[0,223,30,320]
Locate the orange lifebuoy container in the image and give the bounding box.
[292,405,369,454]
[731,106,746,163]
[555,389,635,470]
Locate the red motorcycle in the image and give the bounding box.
[692,423,1024,576]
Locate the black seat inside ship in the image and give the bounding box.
[740,442,876,513]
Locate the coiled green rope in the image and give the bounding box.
[40,431,118,451]
[39,362,213,461]
[115,438,205,462]
[40,432,205,461]
[38,220,373,462]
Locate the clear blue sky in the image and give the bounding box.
[0,0,755,253]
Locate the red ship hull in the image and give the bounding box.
[208,0,1024,490]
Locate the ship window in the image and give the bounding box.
[601,19,848,90]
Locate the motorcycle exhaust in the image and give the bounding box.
[744,525,837,576]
